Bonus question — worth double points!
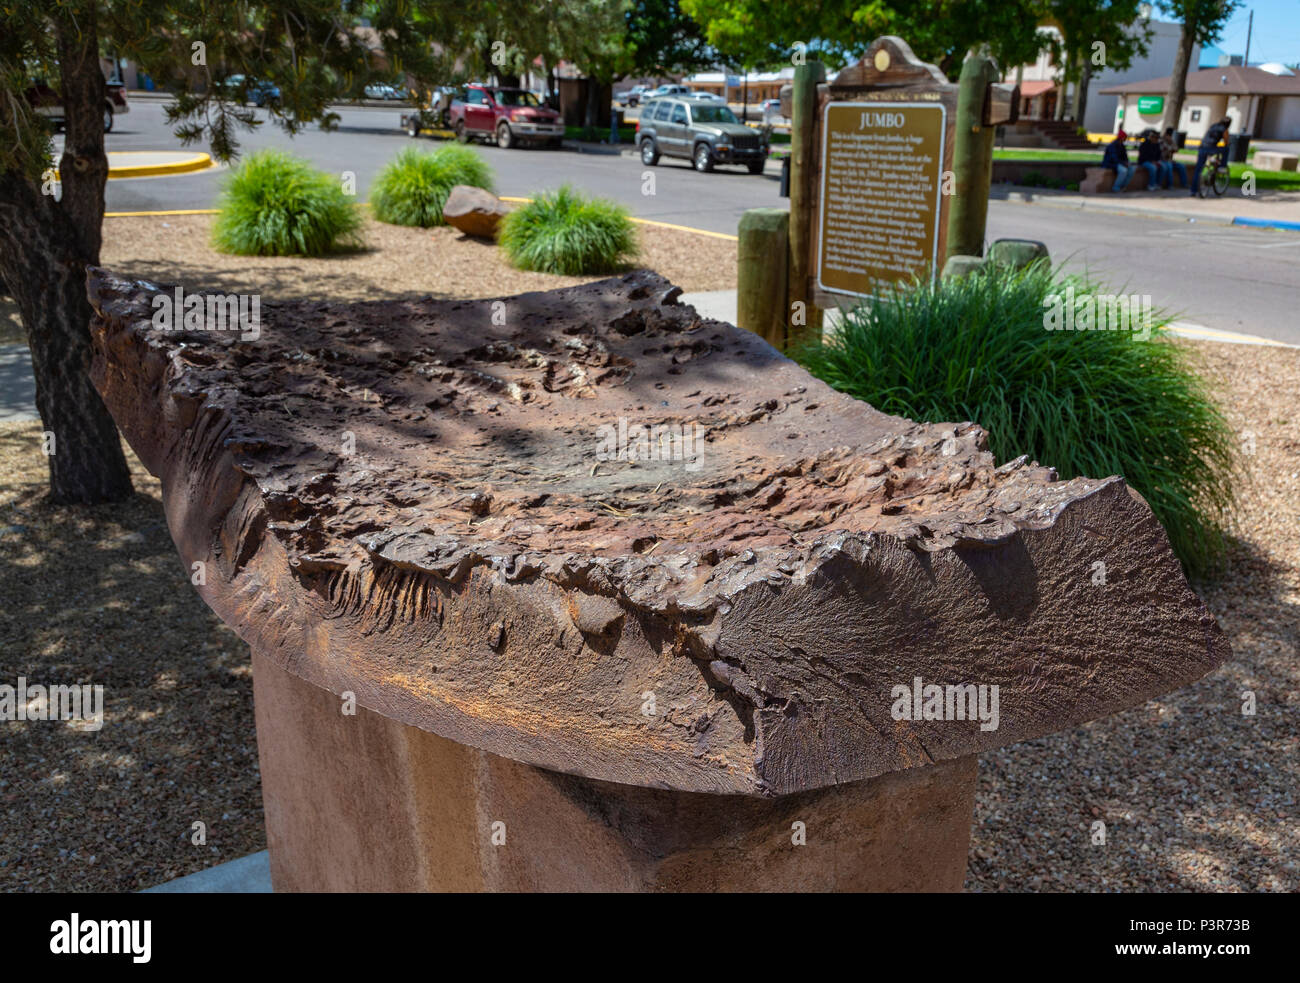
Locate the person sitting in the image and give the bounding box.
[1159,127,1189,188]
[1136,130,1164,188]
[1102,130,1133,192]
[1190,116,1232,196]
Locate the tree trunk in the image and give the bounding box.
[1076,59,1093,131]
[0,9,133,504]
[1163,18,1197,132]
[1055,49,1074,120]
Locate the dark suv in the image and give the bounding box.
[637,98,768,174]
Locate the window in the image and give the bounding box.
[466,88,485,105]
[1190,108,1202,122]
[493,89,540,107]
[689,105,738,124]
[653,100,672,121]
[671,104,687,125]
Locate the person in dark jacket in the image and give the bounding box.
[1160,127,1189,188]
[1190,116,1232,196]
[1136,129,1165,188]
[1102,130,1133,192]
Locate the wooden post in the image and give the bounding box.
[737,207,789,349]
[788,59,825,347]
[945,54,999,261]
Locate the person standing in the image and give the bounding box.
[1190,116,1232,196]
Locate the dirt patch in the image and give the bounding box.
[1,213,737,345]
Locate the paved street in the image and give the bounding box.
[100,99,1300,344]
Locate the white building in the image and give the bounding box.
[1006,17,1200,133]
[1101,65,1300,140]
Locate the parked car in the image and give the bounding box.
[686,91,727,104]
[400,86,457,136]
[449,84,564,149]
[27,79,129,132]
[364,83,406,101]
[219,74,281,107]
[616,85,651,107]
[645,84,692,102]
[636,97,768,173]
[761,99,788,125]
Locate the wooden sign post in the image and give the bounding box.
[749,36,1015,347]
[806,37,959,312]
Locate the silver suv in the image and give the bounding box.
[637,98,768,174]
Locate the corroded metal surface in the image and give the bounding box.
[87,267,1228,795]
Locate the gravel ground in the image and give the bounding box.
[0,292,1294,889]
[0,214,738,345]
[966,341,1299,893]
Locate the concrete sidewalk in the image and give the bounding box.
[142,850,271,893]
[993,185,1300,230]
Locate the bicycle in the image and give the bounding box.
[1198,146,1231,198]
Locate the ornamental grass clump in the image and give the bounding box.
[794,262,1240,577]
[498,185,636,275]
[370,145,494,227]
[213,149,362,256]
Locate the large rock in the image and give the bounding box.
[86,268,1228,798]
[442,184,510,239]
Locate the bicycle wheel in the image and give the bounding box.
[1198,165,1214,198]
[1212,164,1230,196]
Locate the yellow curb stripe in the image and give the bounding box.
[108,152,213,178]
[105,208,220,217]
[499,196,739,240]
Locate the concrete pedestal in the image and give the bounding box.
[254,654,978,892]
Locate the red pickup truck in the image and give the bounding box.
[449,84,564,149]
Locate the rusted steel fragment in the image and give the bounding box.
[87,267,1228,796]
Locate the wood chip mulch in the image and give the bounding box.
[0,247,1294,891]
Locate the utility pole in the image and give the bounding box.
[1244,9,1253,66]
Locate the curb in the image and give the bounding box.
[1231,215,1300,231]
[496,196,737,240]
[108,152,213,179]
[998,190,1237,226]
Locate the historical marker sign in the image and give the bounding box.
[804,37,960,310]
[816,101,947,298]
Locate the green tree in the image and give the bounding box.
[623,0,715,77]
[680,0,1053,79]
[1048,1,1152,124]
[1158,0,1241,131]
[0,0,463,504]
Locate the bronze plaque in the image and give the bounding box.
[816,101,947,298]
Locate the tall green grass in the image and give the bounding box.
[369,145,493,227]
[213,149,361,256]
[498,185,636,275]
[794,263,1239,576]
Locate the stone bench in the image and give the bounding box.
[86,268,1227,892]
[1081,165,1150,193]
[1252,151,1298,172]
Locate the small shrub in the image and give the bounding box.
[498,185,636,275]
[213,149,361,256]
[370,145,493,227]
[794,264,1239,576]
